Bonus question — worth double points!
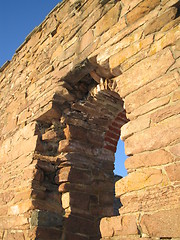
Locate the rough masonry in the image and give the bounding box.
[0,0,180,239]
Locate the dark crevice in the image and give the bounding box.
[174,1,180,18]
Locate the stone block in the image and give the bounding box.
[121,115,150,140]
[55,166,91,185]
[172,89,180,102]
[144,7,177,35]
[140,208,180,237]
[100,215,138,237]
[115,48,175,98]
[125,116,180,155]
[42,129,57,141]
[125,149,174,170]
[126,0,160,25]
[0,216,29,229]
[121,0,143,16]
[51,45,63,62]
[109,35,153,71]
[30,210,63,227]
[3,231,25,240]
[165,162,180,182]
[97,28,142,68]
[8,199,33,215]
[79,29,94,53]
[95,3,121,37]
[10,135,38,161]
[116,168,167,197]
[150,102,180,123]
[169,143,180,156]
[0,206,8,216]
[124,70,179,113]
[120,185,180,214]
[127,96,170,120]
[62,192,70,209]
[0,230,3,239]
[149,24,180,55]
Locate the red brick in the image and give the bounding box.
[104,144,117,152]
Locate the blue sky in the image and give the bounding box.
[0,0,127,177]
[0,0,60,66]
[115,139,127,177]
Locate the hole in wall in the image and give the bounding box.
[114,138,128,177]
[113,138,128,215]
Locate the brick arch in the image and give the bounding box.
[55,73,129,239]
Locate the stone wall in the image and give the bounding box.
[0,0,179,239]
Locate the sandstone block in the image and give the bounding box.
[124,69,179,114]
[10,135,38,161]
[116,168,167,197]
[35,101,62,122]
[79,29,94,53]
[121,115,150,140]
[171,38,180,58]
[169,143,180,156]
[55,166,71,184]
[0,216,29,229]
[149,24,180,55]
[0,230,4,239]
[127,96,170,120]
[109,35,153,71]
[120,185,180,215]
[125,149,174,170]
[42,129,57,141]
[55,166,91,185]
[17,108,32,125]
[120,46,149,72]
[100,215,138,238]
[172,89,180,102]
[140,208,180,237]
[97,28,142,68]
[95,3,121,37]
[3,231,25,240]
[165,162,180,182]
[125,116,180,155]
[8,200,33,216]
[121,0,143,16]
[62,192,70,209]
[115,48,175,98]
[144,7,177,35]
[98,17,127,48]
[126,0,160,25]
[51,44,63,62]
[150,102,180,123]
[0,206,8,216]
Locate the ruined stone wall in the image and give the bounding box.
[0,0,179,239]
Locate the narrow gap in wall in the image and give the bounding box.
[114,138,128,177]
[113,138,128,215]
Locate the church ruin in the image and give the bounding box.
[0,0,180,239]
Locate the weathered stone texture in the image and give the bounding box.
[0,0,180,239]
